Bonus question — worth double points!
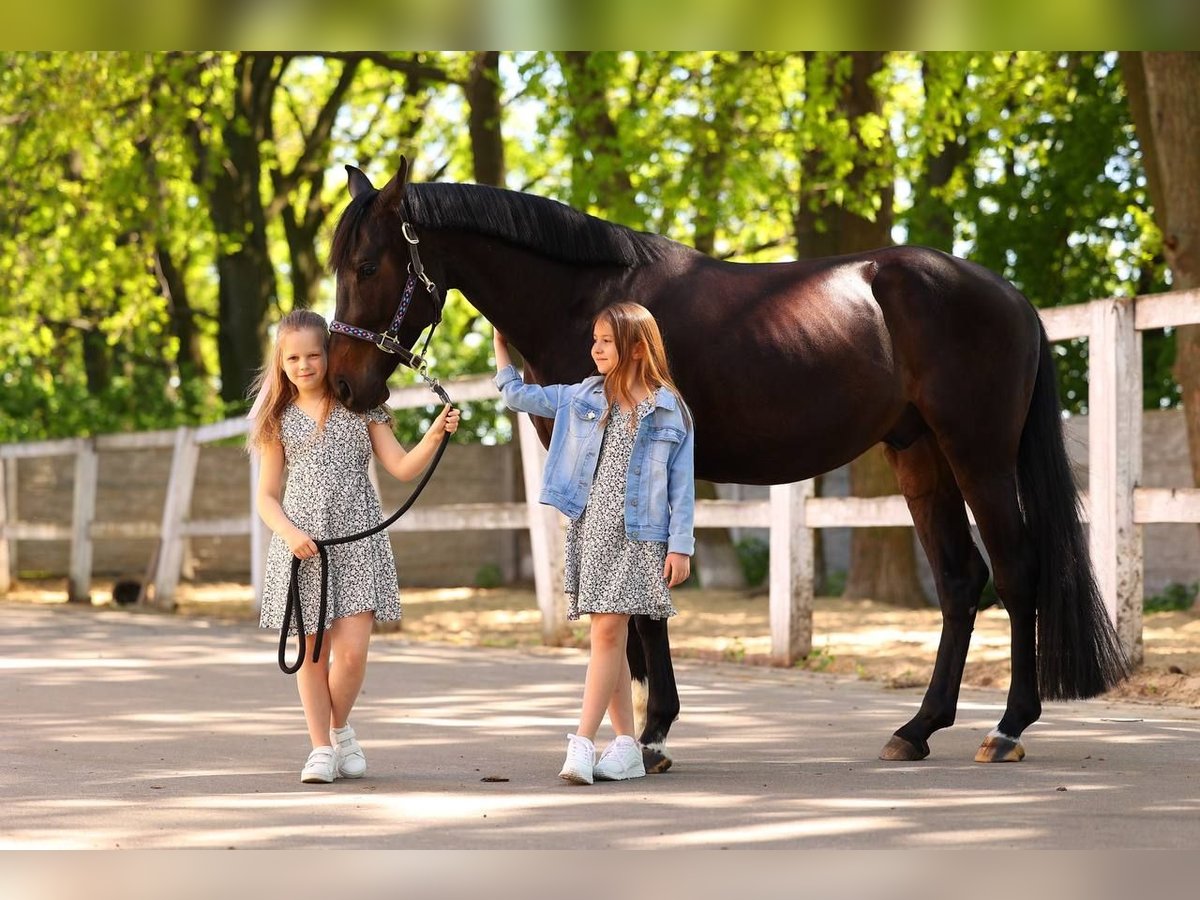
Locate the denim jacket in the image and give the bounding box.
[494,364,696,555]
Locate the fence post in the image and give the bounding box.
[0,456,11,594]
[248,450,270,613]
[68,440,98,603]
[500,442,519,583]
[517,413,569,645]
[769,479,814,665]
[1089,296,1143,665]
[152,426,200,610]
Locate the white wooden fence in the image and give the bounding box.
[2,287,1199,665]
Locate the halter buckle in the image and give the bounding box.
[402,221,420,245]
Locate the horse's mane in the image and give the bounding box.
[329,181,670,273]
[408,182,672,266]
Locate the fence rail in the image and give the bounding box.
[3,288,1200,663]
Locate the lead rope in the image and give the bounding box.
[278,376,452,674]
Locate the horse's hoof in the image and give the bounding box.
[642,744,673,774]
[879,735,929,761]
[974,733,1026,763]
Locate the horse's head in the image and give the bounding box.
[327,158,446,412]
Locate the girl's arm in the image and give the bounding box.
[493,328,571,417]
[255,440,318,559]
[493,328,515,371]
[662,422,696,587]
[370,404,460,482]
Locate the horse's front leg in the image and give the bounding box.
[628,614,679,774]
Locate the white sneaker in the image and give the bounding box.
[593,735,647,781]
[332,725,367,779]
[300,746,337,784]
[558,733,595,785]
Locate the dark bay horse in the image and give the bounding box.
[327,160,1128,770]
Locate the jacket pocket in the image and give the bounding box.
[647,425,684,463]
[568,398,602,437]
[644,426,682,527]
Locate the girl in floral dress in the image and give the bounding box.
[249,309,459,783]
[494,302,695,784]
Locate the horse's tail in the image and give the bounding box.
[1018,321,1130,700]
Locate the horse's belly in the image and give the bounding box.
[693,420,894,485]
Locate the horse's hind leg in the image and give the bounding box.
[628,614,679,774]
[879,433,990,761]
[951,471,1041,762]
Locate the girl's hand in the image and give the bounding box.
[663,552,691,588]
[286,528,318,560]
[493,328,512,370]
[428,404,460,438]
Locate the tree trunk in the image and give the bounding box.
[154,244,208,413]
[1124,53,1200,493]
[557,51,639,224]
[282,205,323,310]
[797,51,928,608]
[907,53,969,250]
[466,51,506,188]
[273,58,359,313]
[136,131,208,411]
[689,55,736,256]
[208,54,279,404]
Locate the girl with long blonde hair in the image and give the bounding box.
[250,309,460,784]
[494,300,696,784]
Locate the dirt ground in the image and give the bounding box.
[7,579,1200,707]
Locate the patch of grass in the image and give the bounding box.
[721,638,747,663]
[1144,581,1198,613]
[797,645,835,672]
[821,569,846,598]
[734,537,769,588]
[474,564,503,589]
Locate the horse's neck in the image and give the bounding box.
[437,232,600,375]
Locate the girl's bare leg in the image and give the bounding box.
[327,611,375,729]
[296,630,333,749]
[576,613,630,741]
[606,651,635,737]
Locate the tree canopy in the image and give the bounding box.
[0,51,1174,445]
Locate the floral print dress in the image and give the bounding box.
[563,397,677,621]
[259,403,401,635]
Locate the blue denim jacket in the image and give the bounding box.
[494,364,696,555]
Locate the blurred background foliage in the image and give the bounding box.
[0,51,1176,445]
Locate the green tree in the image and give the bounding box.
[1124,52,1200,488]
[0,52,222,441]
[905,51,1170,414]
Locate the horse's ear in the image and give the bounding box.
[346,165,375,199]
[377,156,410,215]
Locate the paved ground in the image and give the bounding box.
[3,602,1199,850]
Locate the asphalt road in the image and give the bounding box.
[3,603,1199,850]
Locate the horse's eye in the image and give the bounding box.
[358,263,377,278]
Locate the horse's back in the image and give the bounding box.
[649,244,1043,483]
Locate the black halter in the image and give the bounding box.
[330,221,447,379]
[279,219,451,674]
